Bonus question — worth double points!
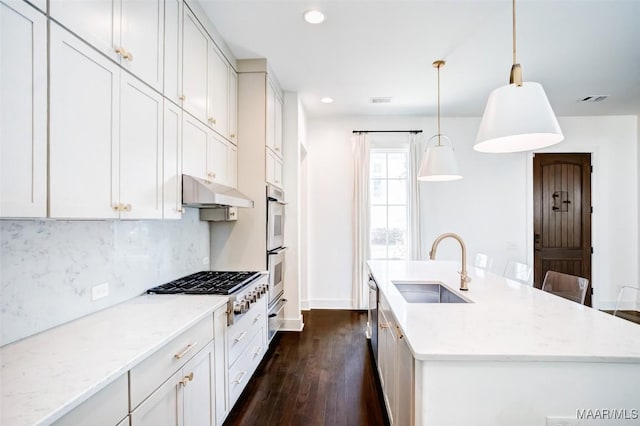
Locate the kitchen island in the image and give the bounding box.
[368,260,640,426]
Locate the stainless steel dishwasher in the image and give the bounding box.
[367,274,379,365]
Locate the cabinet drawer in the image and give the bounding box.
[228,326,265,406]
[130,316,213,409]
[228,297,266,367]
[53,374,128,426]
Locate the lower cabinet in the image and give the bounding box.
[378,293,414,426]
[131,342,215,426]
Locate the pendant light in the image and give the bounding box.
[418,60,462,181]
[474,0,563,153]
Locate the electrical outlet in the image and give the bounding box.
[546,417,580,426]
[91,283,109,301]
[203,257,209,266]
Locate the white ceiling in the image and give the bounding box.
[198,0,640,118]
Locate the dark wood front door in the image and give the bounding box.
[533,153,592,306]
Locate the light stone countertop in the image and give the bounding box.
[1,294,228,426]
[368,260,640,362]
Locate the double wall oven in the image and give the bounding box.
[266,184,287,342]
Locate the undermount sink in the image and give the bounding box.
[394,282,469,304]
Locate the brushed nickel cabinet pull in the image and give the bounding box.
[233,371,247,384]
[234,331,247,343]
[174,342,197,360]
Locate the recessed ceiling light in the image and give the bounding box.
[321,97,334,104]
[304,10,325,24]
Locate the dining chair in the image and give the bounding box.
[503,261,532,285]
[474,253,493,271]
[541,271,589,305]
[613,286,640,317]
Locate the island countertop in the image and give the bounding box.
[0,294,228,426]
[368,260,640,362]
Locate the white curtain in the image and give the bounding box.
[352,133,370,309]
[408,133,423,260]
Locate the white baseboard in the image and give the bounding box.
[281,315,304,332]
[300,300,310,311]
[309,298,352,309]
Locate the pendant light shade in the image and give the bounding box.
[418,135,462,181]
[474,82,563,153]
[474,0,563,153]
[418,60,462,182]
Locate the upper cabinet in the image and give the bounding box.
[228,69,238,144]
[0,0,47,218]
[266,79,283,158]
[49,24,163,219]
[207,44,229,138]
[163,0,183,105]
[182,6,208,122]
[50,0,164,92]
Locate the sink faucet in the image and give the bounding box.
[429,232,472,291]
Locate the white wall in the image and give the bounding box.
[306,115,638,311]
[0,209,210,345]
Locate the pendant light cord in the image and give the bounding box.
[437,63,441,146]
[512,0,517,65]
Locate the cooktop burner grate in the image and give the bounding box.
[147,271,262,295]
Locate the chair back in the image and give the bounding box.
[503,261,532,285]
[541,270,589,304]
[474,253,493,271]
[614,286,640,317]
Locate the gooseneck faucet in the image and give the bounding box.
[429,232,472,291]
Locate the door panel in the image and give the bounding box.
[533,153,592,306]
[182,113,208,180]
[182,8,208,122]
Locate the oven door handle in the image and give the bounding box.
[268,247,288,255]
[268,197,287,205]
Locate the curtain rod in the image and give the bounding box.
[352,130,422,134]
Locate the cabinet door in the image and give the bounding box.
[384,320,398,425]
[207,133,227,184]
[274,94,283,156]
[396,334,414,426]
[182,343,214,426]
[163,100,183,219]
[182,8,208,123]
[164,0,182,105]
[182,112,208,180]
[50,0,121,63]
[213,307,228,426]
[207,44,228,137]
[119,72,163,219]
[130,369,181,426]
[227,145,237,189]
[265,81,276,151]
[265,149,275,186]
[228,68,238,144]
[49,24,119,219]
[0,0,47,218]
[120,0,164,91]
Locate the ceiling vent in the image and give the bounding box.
[370,97,392,104]
[580,95,608,103]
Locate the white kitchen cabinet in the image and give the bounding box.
[265,81,276,152]
[182,112,209,181]
[49,23,120,219]
[182,7,208,123]
[163,0,183,105]
[207,44,228,138]
[163,100,183,219]
[50,0,164,92]
[266,149,283,188]
[50,24,162,219]
[53,374,129,426]
[378,293,414,426]
[274,92,283,155]
[207,133,228,185]
[119,72,163,219]
[0,0,47,218]
[213,306,228,426]
[228,69,238,144]
[227,145,237,189]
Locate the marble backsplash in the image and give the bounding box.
[0,208,210,345]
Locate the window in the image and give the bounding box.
[370,149,409,259]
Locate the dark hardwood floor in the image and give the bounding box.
[223,310,389,426]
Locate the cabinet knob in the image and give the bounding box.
[123,51,133,62]
[275,147,280,152]
[114,47,126,57]
[112,204,121,212]
[208,117,217,125]
[179,372,194,387]
[123,204,132,212]
[178,207,186,214]
[230,133,236,139]
[179,95,186,101]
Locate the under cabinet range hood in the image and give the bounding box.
[182,174,254,209]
